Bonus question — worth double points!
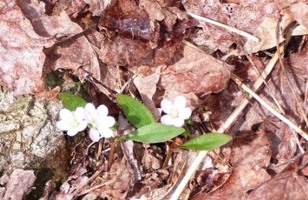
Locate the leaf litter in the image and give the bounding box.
[0,0,308,199]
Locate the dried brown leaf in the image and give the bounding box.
[83,0,110,16]
[140,0,165,22]
[0,169,36,200]
[193,131,272,200]
[99,0,153,42]
[95,35,153,66]
[290,2,308,29]
[246,172,308,200]
[244,10,295,53]
[183,1,308,53]
[0,1,93,95]
[134,66,161,120]
[48,35,101,82]
[160,45,232,108]
[83,158,132,199]
[0,2,51,95]
[49,168,88,199]
[60,0,109,17]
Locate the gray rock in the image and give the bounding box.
[0,87,68,179]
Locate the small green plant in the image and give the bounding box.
[57,93,232,150]
[59,92,87,111]
[116,94,232,150]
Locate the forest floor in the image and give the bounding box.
[0,0,308,200]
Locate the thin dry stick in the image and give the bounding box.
[187,12,260,42]
[232,74,308,141]
[170,44,283,200]
[243,53,285,114]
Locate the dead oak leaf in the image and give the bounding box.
[160,45,232,106]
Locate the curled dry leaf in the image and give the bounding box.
[244,9,295,53]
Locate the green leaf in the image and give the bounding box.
[180,133,232,150]
[59,92,87,111]
[120,123,185,143]
[117,94,156,128]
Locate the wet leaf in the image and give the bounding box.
[117,94,156,128]
[59,92,87,111]
[181,133,232,150]
[120,123,185,143]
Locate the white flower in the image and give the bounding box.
[160,96,192,127]
[56,107,88,136]
[84,103,116,142]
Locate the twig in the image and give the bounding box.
[231,74,308,141]
[187,12,260,42]
[170,43,283,200]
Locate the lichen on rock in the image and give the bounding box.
[0,87,68,181]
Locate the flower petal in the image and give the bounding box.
[98,127,114,138]
[103,116,116,128]
[89,128,101,142]
[76,120,88,132]
[97,105,108,118]
[84,103,96,121]
[179,107,192,120]
[174,96,186,109]
[74,107,86,122]
[161,99,172,114]
[66,128,79,137]
[172,118,185,127]
[56,120,71,131]
[161,115,173,126]
[59,109,74,121]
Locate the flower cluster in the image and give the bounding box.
[160,96,192,127]
[57,95,192,142]
[56,103,115,142]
